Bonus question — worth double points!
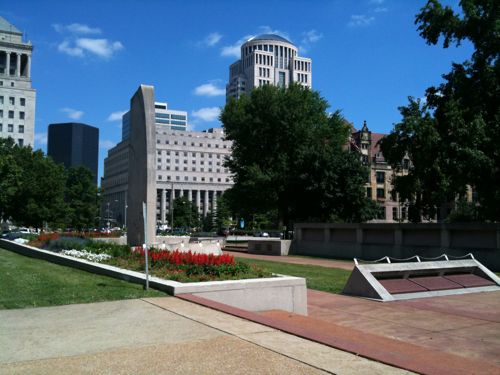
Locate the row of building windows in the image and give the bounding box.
[296,73,308,83]
[255,53,273,66]
[0,96,26,106]
[0,123,24,133]
[157,164,229,173]
[258,67,270,78]
[159,159,224,167]
[157,139,228,148]
[0,110,25,119]
[158,174,231,183]
[158,150,224,159]
[294,60,311,72]
[258,79,271,86]
[0,80,15,87]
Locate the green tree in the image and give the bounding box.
[172,196,200,229]
[0,138,22,223]
[379,98,449,222]
[214,195,233,232]
[11,147,67,229]
[221,83,377,231]
[65,166,99,230]
[381,0,499,221]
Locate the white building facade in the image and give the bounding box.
[0,16,36,147]
[101,97,233,228]
[226,34,312,100]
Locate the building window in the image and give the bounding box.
[0,96,3,104]
[376,188,385,199]
[9,97,14,105]
[376,171,385,184]
[19,98,26,106]
[18,125,24,133]
[0,124,2,131]
[278,72,285,87]
[8,124,13,132]
[176,176,180,181]
[8,111,14,119]
[0,110,3,118]
[19,112,25,120]
[158,175,162,180]
[366,187,372,199]
[18,139,23,147]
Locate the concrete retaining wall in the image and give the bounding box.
[248,239,291,256]
[0,239,307,314]
[292,223,500,271]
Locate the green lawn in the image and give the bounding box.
[236,257,351,294]
[0,248,165,310]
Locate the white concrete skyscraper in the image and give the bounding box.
[0,16,35,147]
[226,34,312,101]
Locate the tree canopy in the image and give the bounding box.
[0,139,99,229]
[221,83,378,230]
[380,0,499,221]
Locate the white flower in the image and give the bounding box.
[61,249,112,262]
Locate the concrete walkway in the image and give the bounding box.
[0,298,407,375]
[224,250,354,270]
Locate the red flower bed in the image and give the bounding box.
[37,233,60,242]
[133,248,235,267]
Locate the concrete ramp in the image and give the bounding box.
[342,254,500,301]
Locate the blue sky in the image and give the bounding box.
[3,0,471,181]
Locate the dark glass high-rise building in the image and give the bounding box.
[47,122,99,184]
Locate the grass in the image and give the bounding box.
[0,248,165,310]
[236,257,351,294]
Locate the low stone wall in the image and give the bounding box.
[292,223,500,271]
[0,239,307,314]
[248,239,291,256]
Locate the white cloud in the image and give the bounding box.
[34,132,47,147]
[58,40,84,57]
[374,7,388,13]
[191,107,221,122]
[60,107,84,120]
[194,82,225,97]
[299,29,323,53]
[54,22,123,59]
[200,32,222,47]
[76,38,123,59]
[107,110,127,122]
[53,23,101,35]
[99,140,116,150]
[348,15,375,27]
[221,35,253,58]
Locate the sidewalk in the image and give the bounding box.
[0,297,407,375]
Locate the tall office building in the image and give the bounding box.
[0,16,36,147]
[101,88,233,228]
[226,34,312,100]
[121,101,188,140]
[47,122,99,184]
